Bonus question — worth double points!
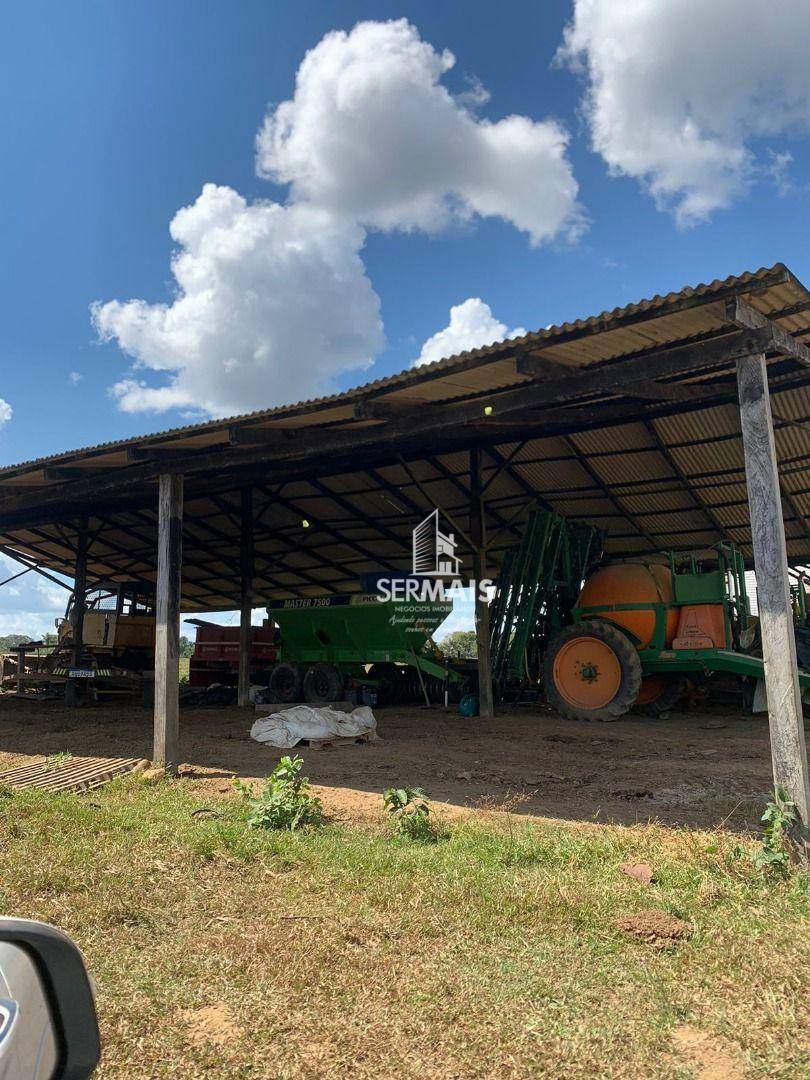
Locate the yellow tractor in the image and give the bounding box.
[51,582,156,703]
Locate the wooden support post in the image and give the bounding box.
[470,447,495,718]
[737,353,810,851]
[71,517,88,668]
[237,487,254,708]
[154,474,183,770]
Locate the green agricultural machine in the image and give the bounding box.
[489,504,604,698]
[490,506,810,719]
[265,593,465,706]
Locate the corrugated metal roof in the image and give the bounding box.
[2,262,810,607]
[1,261,806,480]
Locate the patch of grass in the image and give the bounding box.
[0,780,807,1078]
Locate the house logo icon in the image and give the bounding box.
[412,508,463,577]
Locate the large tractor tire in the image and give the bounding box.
[269,662,302,704]
[303,663,344,705]
[544,619,642,721]
[634,675,686,718]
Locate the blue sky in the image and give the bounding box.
[2,0,809,637]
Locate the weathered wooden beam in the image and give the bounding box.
[43,466,105,482]
[624,379,711,402]
[726,297,810,367]
[127,447,200,462]
[0,327,774,520]
[353,400,422,420]
[154,474,183,771]
[516,327,766,384]
[238,487,254,708]
[470,447,494,719]
[0,484,48,496]
[737,352,810,855]
[228,426,296,446]
[473,375,729,431]
[511,348,574,380]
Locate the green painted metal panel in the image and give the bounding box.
[267,594,452,667]
[672,570,726,605]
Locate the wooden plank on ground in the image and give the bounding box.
[0,756,149,793]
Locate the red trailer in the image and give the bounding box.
[186,619,279,688]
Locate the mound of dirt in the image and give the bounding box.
[614,909,690,947]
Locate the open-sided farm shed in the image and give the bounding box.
[1,263,809,838]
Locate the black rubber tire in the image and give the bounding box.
[303,663,344,705]
[367,663,402,707]
[635,675,686,718]
[741,676,760,714]
[543,619,642,722]
[269,662,302,704]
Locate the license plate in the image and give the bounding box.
[68,669,95,679]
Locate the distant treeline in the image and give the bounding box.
[0,632,57,652]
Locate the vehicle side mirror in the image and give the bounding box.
[0,918,100,1078]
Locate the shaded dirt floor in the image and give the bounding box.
[0,694,798,832]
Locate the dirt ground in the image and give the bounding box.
[0,694,794,832]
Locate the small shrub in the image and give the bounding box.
[752,786,797,873]
[383,785,449,843]
[235,756,324,831]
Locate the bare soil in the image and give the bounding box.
[670,1025,747,1079]
[614,909,691,947]
[0,695,792,832]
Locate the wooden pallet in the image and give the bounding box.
[0,756,149,793]
[298,732,374,751]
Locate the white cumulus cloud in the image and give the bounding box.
[0,554,69,638]
[258,19,583,245]
[559,0,810,225]
[93,185,384,416]
[414,298,525,367]
[95,20,583,417]
[0,399,11,426]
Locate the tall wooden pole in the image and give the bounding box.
[237,487,254,708]
[71,516,88,668]
[154,474,183,770]
[737,353,810,851]
[470,447,494,718]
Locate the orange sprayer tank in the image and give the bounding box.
[577,563,679,649]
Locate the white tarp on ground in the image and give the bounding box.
[250,705,378,749]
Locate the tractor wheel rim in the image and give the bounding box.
[553,636,622,710]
